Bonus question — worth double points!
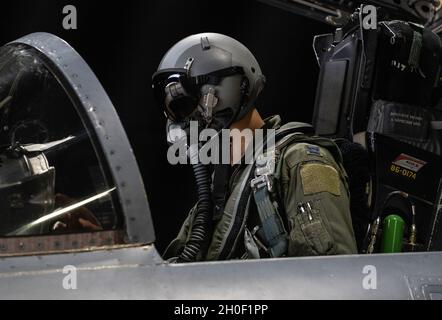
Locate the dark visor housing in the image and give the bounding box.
[152,66,245,122]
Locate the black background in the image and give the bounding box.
[0,0,332,251]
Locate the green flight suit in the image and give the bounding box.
[164,115,357,261]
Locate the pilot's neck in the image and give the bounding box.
[229,108,265,165]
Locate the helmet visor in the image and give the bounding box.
[152,70,199,121]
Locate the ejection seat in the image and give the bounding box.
[312,10,442,253]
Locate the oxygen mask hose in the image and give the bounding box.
[177,145,213,263]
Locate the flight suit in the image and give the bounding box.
[164,115,357,261]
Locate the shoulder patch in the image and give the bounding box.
[305,144,322,157]
[300,163,341,196]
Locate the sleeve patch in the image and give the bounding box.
[300,163,341,196]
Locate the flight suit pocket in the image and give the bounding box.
[288,201,335,256]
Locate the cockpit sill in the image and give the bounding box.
[0,230,139,258]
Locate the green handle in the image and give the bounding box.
[381,215,405,253]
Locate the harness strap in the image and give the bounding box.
[251,167,288,257]
[212,164,232,221]
[217,123,315,260]
[249,133,308,258]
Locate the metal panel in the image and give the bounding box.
[8,33,155,244]
[407,276,442,300]
[1,245,442,299]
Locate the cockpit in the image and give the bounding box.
[0,34,153,254]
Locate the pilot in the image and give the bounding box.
[152,33,357,262]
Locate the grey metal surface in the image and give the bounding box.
[8,33,155,244]
[1,244,442,300]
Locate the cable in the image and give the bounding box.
[177,163,213,262]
